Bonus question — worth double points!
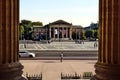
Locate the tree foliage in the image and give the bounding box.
[20,19,33,40]
[85,30,94,38]
[20,19,43,40]
[21,19,32,27]
[94,30,98,38]
[19,24,24,39]
[32,21,43,26]
[80,30,86,40]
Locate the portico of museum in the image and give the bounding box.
[33,20,83,40]
[48,20,72,40]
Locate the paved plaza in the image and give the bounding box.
[19,41,98,51]
[20,41,98,80]
[21,60,97,80]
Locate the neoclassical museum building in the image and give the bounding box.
[33,20,83,40]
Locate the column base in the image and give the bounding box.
[91,62,120,80]
[0,62,24,80]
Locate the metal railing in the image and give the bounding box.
[25,73,42,80]
[61,72,93,80]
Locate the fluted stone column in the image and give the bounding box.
[53,27,55,39]
[0,0,24,80]
[62,27,64,39]
[66,27,68,38]
[92,0,120,80]
[57,27,59,39]
[64,27,66,38]
[69,27,72,40]
[75,29,77,40]
[49,27,51,39]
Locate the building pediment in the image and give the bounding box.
[49,20,72,25]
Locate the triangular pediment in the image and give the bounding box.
[49,20,72,25]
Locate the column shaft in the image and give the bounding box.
[64,27,66,38]
[62,27,64,40]
[0,0,19,64]
[66,28,68,38]
[49,27,51,39]
[92,0,120,80]
[69,27,72,39]
[98,0,119,64]
[0,0,24,80]
[0,0,2,64]
[57,27,59,39]
[54,27,55,39]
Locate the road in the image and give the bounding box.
[19,41,98,60]
[20,50,98,60]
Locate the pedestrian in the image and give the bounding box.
[24,44,26,48]
[60,53,63,63]
[94,42,97,48]
[82,40,84,44]
[48,40,50,44]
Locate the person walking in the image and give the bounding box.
[60,53,63,63]
[24,44,26,48]
[94,42,97,48]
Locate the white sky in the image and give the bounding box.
[20,0,98,27]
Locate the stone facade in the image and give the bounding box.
[33,20,83,40]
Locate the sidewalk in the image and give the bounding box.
[21,60,97,80]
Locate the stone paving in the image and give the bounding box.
[19,41,98,51]
[21,60,97,80]
[20,41,98,80]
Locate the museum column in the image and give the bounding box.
[53,27,55,39]
[64,28,66,38]
[57,27,59,39]
[0,0,24,80]
[69,27,72,40]
[91,0,120,80]
[62,27,64,40]
[49,27,51,39]
[66,27,68,38]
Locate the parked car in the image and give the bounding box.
[89,38,96,41]
[19,51,35,58]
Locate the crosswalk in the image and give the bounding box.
[19,42,98,50]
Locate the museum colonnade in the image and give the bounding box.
[49,26,72,40]
[0,0,120,80]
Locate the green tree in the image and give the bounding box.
[21,19,33,40]
[21,19,32,27]
[85,30,94,38]
[80,30,86,40]
[20,19,43,40]
[19,24,24,40]
[94,30,98,39]
[32,21,43,26]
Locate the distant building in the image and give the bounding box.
[33,26,46,40]
[33,20,83,41]
[84,22,98,31]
